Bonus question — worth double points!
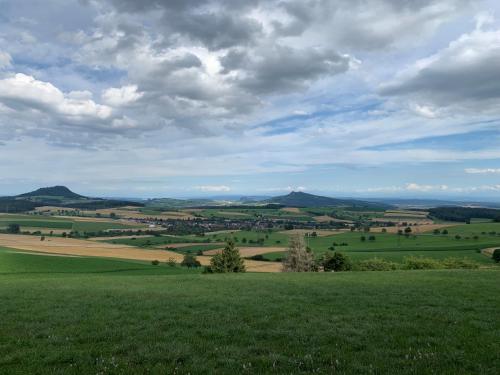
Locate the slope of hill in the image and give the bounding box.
[265,191,391,209]
[0,186,143,213]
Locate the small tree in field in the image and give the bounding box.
[321,252,352,272]
[493,249,500,263]
[282,235,315,272]
[209,240,246,273]
[7,223,20,234]
[181,253,201,268]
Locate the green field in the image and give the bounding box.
[0,214,142,233]
[0,247,498,373]
[0,247,195,275]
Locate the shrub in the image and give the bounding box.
[493,249,500,263]
[355,258,398,271]
[210,240,245,273]
[167,258,177,267]
[402,256,440,270]
[322,252,352,272]
[6,223,20,234]
[151,260,160,266]
[441,257,479,269]
[181,254,201,268]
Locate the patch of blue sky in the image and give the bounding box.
[363,129,500,152]
[257,101,384,136]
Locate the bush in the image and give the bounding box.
[6,223,20,234]
[492,249,500,263]
[441,257,479,269]
[322,252,352,272]
[181,254,201,268]
[167,257,177,267]
[355,258,398,271]
[402,256,440,270]
[151,260,160,266]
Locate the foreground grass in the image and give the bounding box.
[0,258,498,373]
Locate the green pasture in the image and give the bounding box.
[0,253,498,374]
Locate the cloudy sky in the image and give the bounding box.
[1,0,500,199]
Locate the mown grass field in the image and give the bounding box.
[0,247,498,374]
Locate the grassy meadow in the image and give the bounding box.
[0,247,498,374]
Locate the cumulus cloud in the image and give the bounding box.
[0,73,112,121]
[102,85,144,107]
[380,25,500,114]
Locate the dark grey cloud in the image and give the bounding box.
[232,45,352,94]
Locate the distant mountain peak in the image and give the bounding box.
[18,185,85,199]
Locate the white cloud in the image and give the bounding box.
[465,168,500,174]
[410,103,438,119]
[0,73,112,121]
[405,183,449,192]
[195,185,231,192]
[259,186,307,192]
[102,85,144,107]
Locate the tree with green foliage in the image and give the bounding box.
[209,240,245,273]
[493,249,500,263]
[321,252,352,272]
[181,254,201,268]
[6,223,20,234]
[282,235,315,272]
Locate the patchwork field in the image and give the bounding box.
[0,235,277,272]
[0,213,144,233]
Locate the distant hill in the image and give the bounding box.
[18,185,85,199]
[145,198,217,208]
[0,186,143,213]
[264,191,391,209]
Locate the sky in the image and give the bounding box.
[0,0,500,199]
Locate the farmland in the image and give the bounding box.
[0,248,498,374]
[0,213,145,233]
[0,187,499,373]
